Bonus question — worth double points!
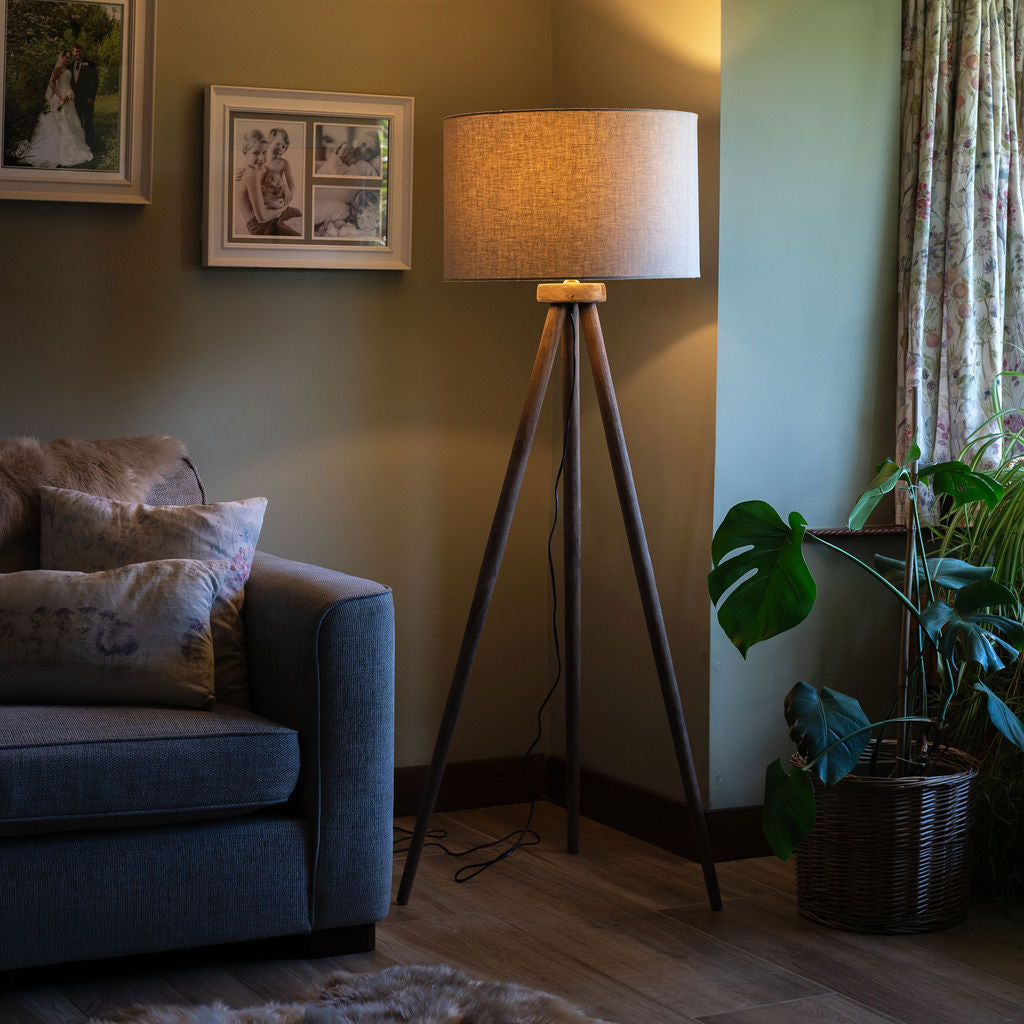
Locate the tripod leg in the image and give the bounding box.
[396,304,567,906]
[562,307,582,854]
[579,303,722,911]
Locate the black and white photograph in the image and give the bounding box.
[231,117,306,239]
[314,121,384,178]
[2,0,122,172]
[313,185,385,243]
[204,86,412,269]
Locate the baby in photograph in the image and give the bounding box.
[317,129,381,176]
[315,189,381,238]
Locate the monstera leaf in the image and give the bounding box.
[784,681,871,785]
[848,458,905,530]
[708,501,816,658]
[974,681,1024,753]
[846,453,1001,534]
[873,555,994,591]
[920,460,1005,510]
[762,759,816,861]
[920,581,1024,674]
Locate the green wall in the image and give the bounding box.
[0,0,902,813]
[714,0,901,807]
[547,0,720,799]
[0,0,561,769]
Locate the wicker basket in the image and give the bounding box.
[795,741,978,934]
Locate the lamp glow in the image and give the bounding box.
[443,108,699,282]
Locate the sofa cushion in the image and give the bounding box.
[0,703,300,837]
[0,560,222,709]
[39,487,268,710]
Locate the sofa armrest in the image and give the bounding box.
[244,550,394,929]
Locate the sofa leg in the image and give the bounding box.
[307,923,375,957]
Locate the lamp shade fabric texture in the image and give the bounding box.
[443,108,699,282]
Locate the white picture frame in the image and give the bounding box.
[0,0,156,204]
[204,85,413,270]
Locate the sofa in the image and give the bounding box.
[0,450,395,971]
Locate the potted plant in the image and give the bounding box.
[933,450,1024,904]
[708,447,1024,932]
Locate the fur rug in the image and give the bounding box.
[86,964,615,1023]
[0,435,186,570]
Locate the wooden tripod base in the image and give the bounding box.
[396,293,722,911]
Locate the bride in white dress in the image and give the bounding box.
[18,50,93,168]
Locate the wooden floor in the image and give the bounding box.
[1,802,1022,1023]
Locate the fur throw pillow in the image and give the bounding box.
[0,436,186,572]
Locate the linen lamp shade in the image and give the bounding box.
[443,108,699,282]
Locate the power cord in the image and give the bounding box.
[394,308,580,883]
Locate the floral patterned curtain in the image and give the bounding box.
[898,0,1024,515]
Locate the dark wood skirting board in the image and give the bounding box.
[394,755,768,862]
[394,755,548,817]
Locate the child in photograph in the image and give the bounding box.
[320,141,377,176]
[234,129,271,234]
[262,127,300,231]
[317,132,379,177]
[234,127,300,236]
[354,130,382,175]
[314,190,380,238]
[336,189,380,236]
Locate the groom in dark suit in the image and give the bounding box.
[71,44,99,151]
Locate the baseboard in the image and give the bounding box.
[394,755,546,817]
[395,755,769,861]
[543,757,770,862]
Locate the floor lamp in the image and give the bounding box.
[397,109,721,911]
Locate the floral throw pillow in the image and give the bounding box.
[0,560,221,708]
[39,488,268,709]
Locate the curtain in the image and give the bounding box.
[898,0,1024,515]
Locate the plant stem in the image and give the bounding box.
[805,533,920,617]
[802,716,934,776]
[910,492,936,603]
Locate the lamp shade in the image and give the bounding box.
[443,108,699,282]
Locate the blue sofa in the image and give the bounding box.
[0,457,395,971]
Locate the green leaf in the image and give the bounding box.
[920,461,1005,510]
[906,442,922,463]
[920,589,1024,673]
[784,681,871,785]
[954,579,1021,616]
[762,759,816,861]
[708,501,816,658]
[848,459,904,531]
[873,555,994,590]
[974,681,1024,753]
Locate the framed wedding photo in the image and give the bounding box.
[0,0,155,203]
[204,85,413,270]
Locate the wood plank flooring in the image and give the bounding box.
[0,802,1021,1023]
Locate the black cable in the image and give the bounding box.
[394,308,580,883]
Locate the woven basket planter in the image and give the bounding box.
[795,741,979,934]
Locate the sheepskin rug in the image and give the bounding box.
[86,964,615,1024]
[0,435,185,571]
